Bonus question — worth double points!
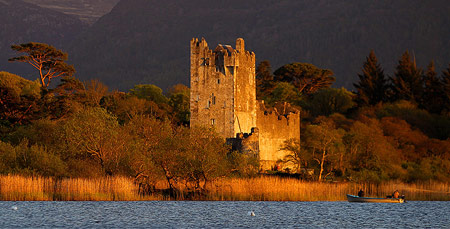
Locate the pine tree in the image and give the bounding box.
[442,64,450,113]
[9,42,75,88]
[354,50,389,106]
[390,51,423,103]
[421,61,444,113]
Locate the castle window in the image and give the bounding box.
[211,119,215,125]
[212,94,216,105]
[201,58,210,66]
[227,66,234,75]
[217,78,220,84]
[207,100,211,108]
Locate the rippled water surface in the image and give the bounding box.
[0,201,449,228]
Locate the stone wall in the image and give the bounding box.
[190,38,256,138]
[256,101,300,171]
[190,37,300,172]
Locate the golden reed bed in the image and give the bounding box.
[0,175,449,201]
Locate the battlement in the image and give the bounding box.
[191,38,255,66]
[190,38,299,172]
[190,38,257,138]
[257,100,299,121]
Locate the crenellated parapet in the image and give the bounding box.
[257,100,300,123]
[256,100,300,171]
[190,37,299,172]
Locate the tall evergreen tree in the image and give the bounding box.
[442,64,450,113]
[354,50,389,106]
[390,51,423,103]
[421,61,444,113]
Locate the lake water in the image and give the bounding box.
[0,201,449,228]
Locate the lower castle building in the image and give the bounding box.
[190,38,300,171]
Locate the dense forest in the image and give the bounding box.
[1,43,450,197]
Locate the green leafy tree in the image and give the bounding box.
[303,118,345,182]
[9,42,75,88]
[227,151,260,177]
[281,139,306,174]
[59,107,130,176]
[0,140,67,177]
[267,82,301,106]
[307,88,355,116]
[181,126,230,193]
[130,84,168,104]
[42,76,86,120]
[0,72,41,126]
[167,84,190,125]
[354,50,389,106]
[273,62,335,96]
[125,116,171,194]
[345,118,402,182]
[390,51,423,103]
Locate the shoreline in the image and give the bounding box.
[1,175,449,201]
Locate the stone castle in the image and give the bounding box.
[190,38,300,170]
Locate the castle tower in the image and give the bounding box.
[190,38,256,138]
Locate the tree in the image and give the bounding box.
[421,61,444,114]
[181,126,229,193]
[84,79,109,107]
[303,118,344,181]
[442,64,450,113]
[307,88,355,116]
[125,116,171,194]
[256,60,275,99]
[9,42,75,88]
[41,76,86,120]
[129,84,168,104]
[354,50,389,106]
[345,118,401,182]
[167,84,190,125]
[390,51,423,103]
[266,82,301,106]
[273,62,335,96]
[0,72,41,126]
[59,107,130,176]
[281,139,305,174]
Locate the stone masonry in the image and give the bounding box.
[190,38,300,171]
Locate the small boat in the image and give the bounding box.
[346,194,405,203]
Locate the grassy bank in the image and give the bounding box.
[1,175,449,201]
[0,175,160,201]
[207,177,450,201]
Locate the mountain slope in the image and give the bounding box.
[0,0,87,79]
[23,0,120,25]
[61,0,450,90]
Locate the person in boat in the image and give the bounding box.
[358,189,364,197]
[392,190,400,198]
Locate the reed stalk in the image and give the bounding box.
[1,175,449,201]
